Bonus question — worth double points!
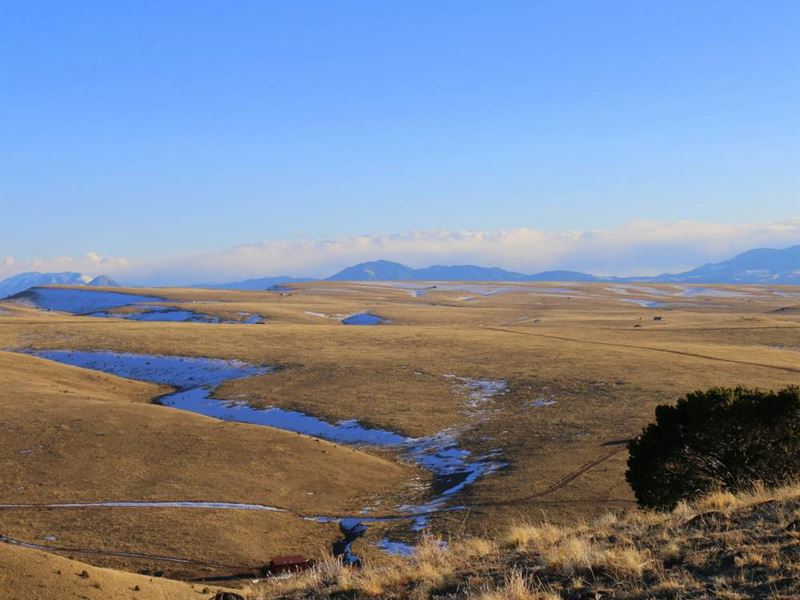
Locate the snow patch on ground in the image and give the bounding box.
[304,311,344,320]
[678,286,751,298]
[444,374,509,416]
[620,298,665,308]
[15,288,163,314]
[22,350,513,561]
[341,312,386,325]
[15,287,263,324]
[23,350,504,503]
[377,539,416,556]
[605,285,680,297]
[527,398,557,408]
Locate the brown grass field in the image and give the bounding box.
[248,482,800,599]
[0,281,798,598]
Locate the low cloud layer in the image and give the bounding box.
[3,219,798,285]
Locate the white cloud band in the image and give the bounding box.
[3,219,798,285]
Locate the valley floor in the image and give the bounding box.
[0,281,797,597]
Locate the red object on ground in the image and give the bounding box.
[269,555,316,575]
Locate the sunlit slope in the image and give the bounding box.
[1,281,797,568]
[0,543,226,600]
[0,351,413,575]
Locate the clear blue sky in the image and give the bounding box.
[1,1,798,267]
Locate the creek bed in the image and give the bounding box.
[13,287,263,324]
[19,349,507,561]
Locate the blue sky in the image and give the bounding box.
[1,1,798,281]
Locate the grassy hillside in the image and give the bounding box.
[249,483,800,599]
[0,542,229,600]
[2,283,796,538]
[0,350,415,579]
[1,282,797,594]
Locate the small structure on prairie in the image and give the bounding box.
[268,555,316,575]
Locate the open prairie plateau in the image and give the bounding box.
[0,281,798,598]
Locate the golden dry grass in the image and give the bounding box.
[248,482,800,599]
[0,281,797,596]
[477,569,560,600]
[0,350,415,579]
[0,542,229,600]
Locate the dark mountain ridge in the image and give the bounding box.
[2,246,797,296]
[325,245,799,284]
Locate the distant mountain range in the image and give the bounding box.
[636,246,800,284]
[86,274,121,287]
[327,259,600,282]
[325,245,799,284]
[0,272,120,299]
[1,245,797,298]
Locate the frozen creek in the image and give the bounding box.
[18,349,508,563]
[13,287,264,324]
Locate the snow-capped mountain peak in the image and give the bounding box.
[0,271,119,299]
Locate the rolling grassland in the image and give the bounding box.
[0,281,797,597]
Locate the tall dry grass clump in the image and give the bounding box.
[407,534,452,589]
[594,545,654,580]
[505,520,566,552]
[477,569,559,600]
[248,482,799,600]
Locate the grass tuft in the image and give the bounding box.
[248,483,800,600]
